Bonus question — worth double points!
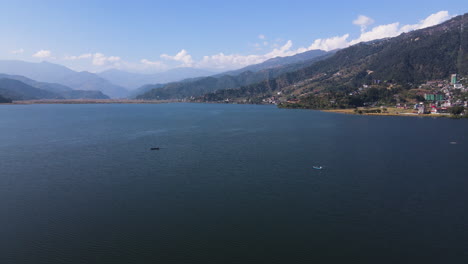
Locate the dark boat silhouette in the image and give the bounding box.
[150,147,160,150]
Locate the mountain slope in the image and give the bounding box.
[0,60,127,98]
[0,78,64,100]
[98,68,214,89]
[201,14,468,107]
[127,84,164,99]
[0,61,75,82]
[137,50,332,100]
[56,71,127,98]
[221,49,329,76]
[0,74,109,99]
[0,94,12,103]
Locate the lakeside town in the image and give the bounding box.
[404,73,467,115]
[253,73,468,117]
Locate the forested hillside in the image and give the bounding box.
[201,14,468,109]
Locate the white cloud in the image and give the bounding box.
[400,11,452,32]
[112,59,168,72]
[264,40,296,57]
[258,34,266,40]
[308,11,452,50]
[309,34,350,51]
[141,59,162,66]
[353,15,375,32]
[196,10,453,70]
[140,59,168,70]
[33,50,51,58]
[93,53,120,66]
[63,52,120,66]
[198,53,261,69]
[350,23,400,44]
[11,48,24,54]
[64,53,92,60]
[161,49,193,66]
[350,10,452,46]
[197,40,305,70]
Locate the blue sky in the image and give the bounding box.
[0,0,466,73]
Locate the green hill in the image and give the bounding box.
[201,14,468,109]
[0,78,64,100]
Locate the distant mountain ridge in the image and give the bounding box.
[221,49,329,76]
[0,78,64,100]
[137,49,333,100]
[0,60,127,98]
[0,73,109,100]
[98,68,215,89]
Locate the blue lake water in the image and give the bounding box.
[0,103,467,264]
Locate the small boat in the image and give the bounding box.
[150,147,160,150]
[312,166,323,170]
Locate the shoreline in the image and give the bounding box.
[1,100,466,119]
[2,99,173,105]
[321,109,453,118]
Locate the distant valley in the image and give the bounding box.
[0,61,216,100]
[0,61,127,98]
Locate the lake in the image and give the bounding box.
[1,103,467,264]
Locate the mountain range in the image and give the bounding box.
[2,13,466,104]
[137,49,333,100]
[198,13,468,108]
[0,73,109,100]
[0,78,64,100]
[0,61,215,99]
[0,60,127,98]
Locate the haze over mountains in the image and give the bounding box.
[0,60,216,99]
[0,49,333,100]
[0,60,127,98]
[98,68,215,90]
[0,73,109,100]
[0,78,64,100]
[137,49,333,99]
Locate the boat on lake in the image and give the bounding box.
[313,166,323,170]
